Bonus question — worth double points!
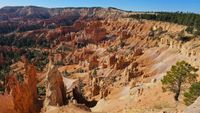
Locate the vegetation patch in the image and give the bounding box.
[129,12,200,36]
[184,82,200,105]
[161,61,198,101]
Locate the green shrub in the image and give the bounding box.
[107,46,118,52]
[92,69,97,78]
[186,26,194,34]
[37,85,46,96]
[76,68,84,73]
[16,73,24,84]
[0,86,5,94]
[194,28,200,36]
[184,82,200,105]
[120,40,125,48]
[63,71,70,77]
[55,61,64,66]
[178,36,193,42]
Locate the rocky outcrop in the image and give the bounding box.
[88,55,99,70]
[115,56,130,70]
[0,64,38,113]
[124,62,143,82]
[65,53,79,65]
[134,49,143,56]
[73,21,85,31]
[99,80,109,99]
[84,21,107,43]
[91,84,100,96]
[53,53,62,64]
[120,30,131,39]
[108,54,117,67]
[46,30,59,39]
[56,26,78,35]
[44,103,91,113]
[184,97,200,113]
[44,66,67,107]
[89,76,110,99]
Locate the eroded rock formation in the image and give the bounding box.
[1,6,200,113]
[115,56,130,70]
[88,55,99,70]
[84,21,107,43]
[44,66,67,107]
[0,64,38,113]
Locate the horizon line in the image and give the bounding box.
[0,5,199,14]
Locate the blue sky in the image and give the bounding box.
[0,0,200,13]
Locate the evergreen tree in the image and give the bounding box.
[129,12,200,36]
[161,61,198,101]
[184,82,200,105]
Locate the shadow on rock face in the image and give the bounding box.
[72,86,98,108]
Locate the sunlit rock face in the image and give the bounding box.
[0,64,38,113]
[84,21,107,43]
[44,67,67,107]
[1,6,200,113]
[88,55,99,70]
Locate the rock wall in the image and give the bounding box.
[88,55,99,70]
[0,64,38,113]
[84,21,107,43]
[44,66,67,107]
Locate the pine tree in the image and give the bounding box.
[161,61,198,101]
[129,12,200,36]
[184,82,200,105]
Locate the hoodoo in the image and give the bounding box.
[0,3,200,113]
